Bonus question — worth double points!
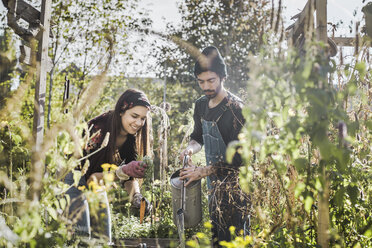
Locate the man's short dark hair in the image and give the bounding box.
[194,46,227,79]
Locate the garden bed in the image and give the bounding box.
[113,238,179,248]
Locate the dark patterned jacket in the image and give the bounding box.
[82,111,136,180]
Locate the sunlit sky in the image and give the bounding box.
[0,0,367,33]
[133,0,368,77]
[0,0,367,42]
[1,0,369,77]
[139,0,367,36]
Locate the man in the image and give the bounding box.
[179,46,250,247]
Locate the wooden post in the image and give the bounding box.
[162,65,168,185]
[316,0,328,43]
[33,0,51,151]
[286,0,316,46]
[316,1,330,248]
[30,0,52,201]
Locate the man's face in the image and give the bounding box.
[196,71,223,99]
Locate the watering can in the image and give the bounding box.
[170,156,202,246]
[170,156,202,228]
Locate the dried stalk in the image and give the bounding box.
[151,105,170,188]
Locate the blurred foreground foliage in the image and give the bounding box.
[225,38,371,247]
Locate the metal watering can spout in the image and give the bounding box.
[177,155,188,247]
[181,155,189,210]
[176,208,185,248]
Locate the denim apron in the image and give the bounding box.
[64,172,112,244]
[201,103,249,246]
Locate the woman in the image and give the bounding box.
[64,89,151,243]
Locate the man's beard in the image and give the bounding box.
[204,90,217,99]
[204,83,222,99]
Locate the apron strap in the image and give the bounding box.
[202,99,228,123]
[215,105,228,123]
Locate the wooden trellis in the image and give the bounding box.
[286,0,365,55]
[3,0,52,201]
[3,0,52,150]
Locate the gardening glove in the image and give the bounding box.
[131,192,152,217]
[117,161,147,179]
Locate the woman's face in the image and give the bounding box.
[121,105,149,135]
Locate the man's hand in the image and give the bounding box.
[179,148,193,163]
[180,166,212,187]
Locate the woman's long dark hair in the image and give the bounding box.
[106,89,151,164]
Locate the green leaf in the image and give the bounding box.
[47,206,58,220]
[335,148,351,173]
[302,62,312,79]
[45,154,52,165]
[366,120,372,130]
[314,132,334,161]
[348,120,359,137]
[226,141,239,164]
[63,142,74,155]
[304,196,313,213]
[282,106,289,122]
[274,160,286,176]
[334,187,345,206]
[364,229,372,238]
[294,158,308,173]
[242,107,250,119]
[355,62,366,78]
[72,170,81,187]
[347,185,359,205]
[273,96,281,108]
[287,116,300,136]
[294,182,306,198]
[12,134,22,144]
[30,239,37,248]
[347,77,358,95]
[59,198,67,210]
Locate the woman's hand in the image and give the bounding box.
[120,161,147,178]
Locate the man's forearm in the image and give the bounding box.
[187,139,202,154]
[180,164,215,185]
[199,165,215,178]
